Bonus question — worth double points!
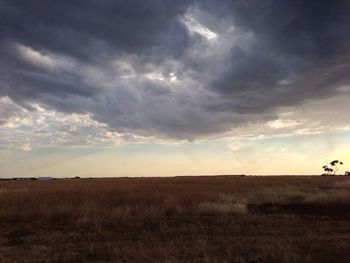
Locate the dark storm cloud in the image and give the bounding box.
[0,0,350,139]
[203,0,350,111]
[0,0,190,60]
[227,0,350,59]
[0,0,196,112]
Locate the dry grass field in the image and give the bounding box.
[0,176,349,263]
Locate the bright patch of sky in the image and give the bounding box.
[181,12,218,40]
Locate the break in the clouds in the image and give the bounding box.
[1,0,350,149]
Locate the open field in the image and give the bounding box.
[0,176,349,263]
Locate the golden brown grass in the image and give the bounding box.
[0,176,349,262]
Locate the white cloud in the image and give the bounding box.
[0,96,28,126]
[181,13,218,40]
[20,143,32,152]
[145,71,178,83]
[268,119,301,129]
[0,98,132,151]
[16,44,56,69]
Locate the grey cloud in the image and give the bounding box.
[0,0,191,60]
[192,0,350,114]
[0,0,349,140]
[0,97,26,125]
[221,0,350,59]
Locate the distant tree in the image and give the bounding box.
[322,160,343,176]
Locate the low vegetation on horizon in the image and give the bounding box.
[322,160,349,176]
[0,176,349,262]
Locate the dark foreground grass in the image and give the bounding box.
[0,176,349,262]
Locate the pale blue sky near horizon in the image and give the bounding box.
[1,128,349,178]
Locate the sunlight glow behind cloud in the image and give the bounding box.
[181,13,219,40]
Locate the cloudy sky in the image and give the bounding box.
[1,0,350,177]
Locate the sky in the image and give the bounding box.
[0,0,350,177]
